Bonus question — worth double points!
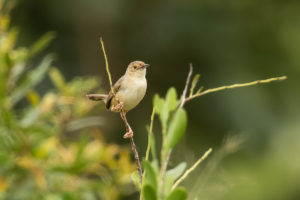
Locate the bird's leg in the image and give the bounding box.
[120,110,133,139]
[111,101,124,112]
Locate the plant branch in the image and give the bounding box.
[185,76,287,102]
[99,38,143,184]
[130,137,143,182]
[180,64,193,108]
[172,148,212,190]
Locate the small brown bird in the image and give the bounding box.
[86,61,149,138]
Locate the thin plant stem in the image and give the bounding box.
[185,76,287,102]
[180,64,193,108]
[99,37,114,94]
[172,148,212,190]
[140,108,156,200]
[146,108,156,162]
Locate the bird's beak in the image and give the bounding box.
[144,63,150,68]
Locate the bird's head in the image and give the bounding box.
[126,61,150,78]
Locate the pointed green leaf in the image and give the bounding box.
[28,32,56,58]
[151,160,160,175]
[165,108,187,150]
[143,184,157,200]
[4,28,18,50]
[164,162,187,194]
[165,188,187,200]
[8,63,26,86]
[9,55,53,107]
[143,160,157,189]
[49,67,66,93]
[166,162,187,181]
[189,74,200,97]
[20,107,39,128]
[166,87,178,111]
[196,86,204,94]
[26,90,40,106]
[153,94,164,114]
[161,101,169,128]
[131,171,141,189]
[150,130,158,163]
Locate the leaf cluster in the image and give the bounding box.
[139,87,211,200]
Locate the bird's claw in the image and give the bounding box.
[111,101,124,112]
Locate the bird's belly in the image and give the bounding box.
[118,82,146,111]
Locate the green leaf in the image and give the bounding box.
[143,184,157,200]
[153,94,169,127]
[166,162,187,181]
[189,74,200,97]
[3,28,18,51]
[196,86,204,94]
[153,94,164,114]
[151,160,160,175]
[8,62,26,86]
[20,107,39,128]
[131,171,141,189]
[166,87,178,111]
[161,101,169,128]
[143,160,157,189]
[165,188,187,200]
[164,162,187,193]
[165,108,187,150]
[26,90,40,106]
[9,55,53,107]
[28,32,56,58]
[150,130,158,163]
[49,67,66,93]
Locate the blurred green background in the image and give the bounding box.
[1,0,300,199]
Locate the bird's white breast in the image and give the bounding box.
[118,76,147,111]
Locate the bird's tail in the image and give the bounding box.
[86,94,108,101]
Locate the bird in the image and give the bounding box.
[86,61,149,138]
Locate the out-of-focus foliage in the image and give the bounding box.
[0,2,136,200]
[187,129,300,200]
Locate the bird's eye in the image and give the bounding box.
[133,66,137,69]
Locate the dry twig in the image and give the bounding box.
[180,64,193,108]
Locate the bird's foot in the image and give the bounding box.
[111,101,124,112]
[123,129,133,139]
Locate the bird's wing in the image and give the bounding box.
[106,76,124,109]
